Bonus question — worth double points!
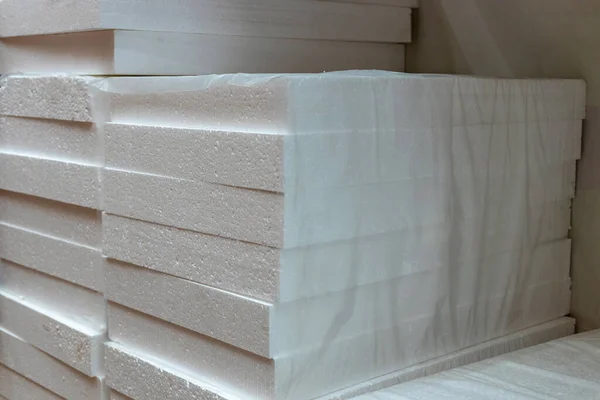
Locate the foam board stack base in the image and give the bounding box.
[0,77,107,399]
[91,73,583,399]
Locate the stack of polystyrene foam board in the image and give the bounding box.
[356,326,600,399]
[0,76,107,399]
[90,72,584,400]
[0,0,413,75]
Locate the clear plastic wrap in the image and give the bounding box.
[359,329,600,399]
[89,71,585,399]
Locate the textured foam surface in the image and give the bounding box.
[358,327,600,400]
[104,162,575,248]
[103,197,571,302]
[110,390,132,400]
[106,240,570,358]
[0,291,105,376]
[104,120,582,193]
[104,316,573,400]
[0,191,101,248]
[0,75,96,122]
[0,117,100,165]
[0,30,405,75]
[0,153,100,209]
[100,74,586,132]
[0,224,103,292]
[0,328,105,400]
[0,0,412,42]
[0,364,63,400]
[0,260,105,328]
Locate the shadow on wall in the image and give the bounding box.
[407,0,600,332]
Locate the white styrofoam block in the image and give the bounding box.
[0,223,104,292]
[104,162,575,248]
[0,364,63,400]
[321,317,575,400]
[0,75,96,122]
[105,259,271,357]
[104,120,581,193]
[0,117,100,165]
[0,190,101,248]
[0,259,105,329]
[0,0,412,43]
[100,74,586,133]
[322,0,418,7]
[0,30,406,75]
[103,200,571,302]
[357,326,600,400]
[0,328,105,400]
[0,153,100,209]
[105,342,235,400]
[0,291,105,377]
[110,391,132,400]
[105,292,571,400]
[105,240,570,359]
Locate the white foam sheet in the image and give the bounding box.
[0,328,105,400]
[0,0,412,42]
[0,117,100,165]
[358,328,600,400]
[104,120,582,193]
[0,364,63,400]
[0,75,97,122]
[103,162,575,248]
[323,0,419,6]
[0,291,105,376]
[0,259,106,329]
[0,224,104,292]
[0,191,101,248]
[103,201,571,302]
[0,30,406,75]
[104,314,573,400]
[106,240,570,358]
[0,153,100,209]
[110,390,132,400]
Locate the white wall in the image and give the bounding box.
[408,0,600,331]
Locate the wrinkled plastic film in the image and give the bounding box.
[90,72,584,400]
[359,329,600,399]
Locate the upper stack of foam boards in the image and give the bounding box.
[92,72,585,400]
[0,0,416,75]
[0,75,107,399]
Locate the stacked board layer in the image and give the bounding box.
[0,0,415,75]
[0,71,585,399]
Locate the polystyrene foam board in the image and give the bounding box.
[104,302,572,400]
[357,327,600,400]
[0,291,105,376]
[105,241,570,359]
[0,117,100,165]
[321,317,575,399]
[103,162,575,248]
[0,260,105,329]
[98,74,585,133]
[0,364,63,400]
[0,30,406,75]
[0,328,105,400]
[0,75,96,122]
[321,0,419,7]
[0,224,104,292]
[103,200,571,302]
[0,153,100,209]
[104,120,581,193]
[0,0,412,43]
[110,391,132,400]
[0,191,101,248]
